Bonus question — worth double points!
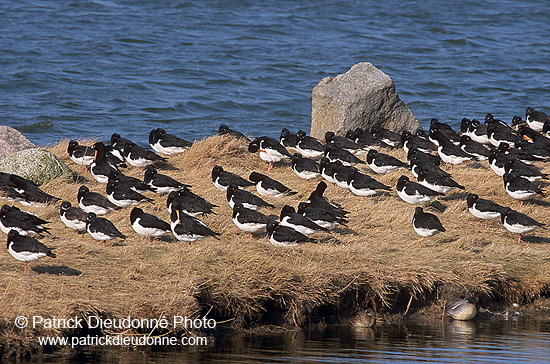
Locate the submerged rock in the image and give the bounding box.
[0,148,73,185]
[0,126,36,159]
[311,62,421,139]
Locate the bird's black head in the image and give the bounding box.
[248,172,263,183]
[60,201,72,211]
[296,130,307,139]
[86,212,97,223]
[280,205,295,219]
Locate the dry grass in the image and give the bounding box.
[1,135,549,358]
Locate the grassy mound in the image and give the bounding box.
[0,135,548,358]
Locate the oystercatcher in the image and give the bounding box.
[248,136,292,171]
[324,144,365,166]
[295,130,324,158]
[347,170,391,197]
[467,119,490,145]
[297,202,347,229]
[149,128,192,155]
[226,184,274,210]
[466,193,506,229]
[459,135,490,160]
[500,207,545,244]
[249,171,296,197]
[417,169,464,194]
[106,180,154,208]
[266,218,315,247]
[212,165,254,191]
[130,207,171,241]
[86,212,127,243]
[108,170,150,193]
[218,124,251,141]
[431,130,478,165]
[90,142,120,184]
[280,128,298,152]
[332,162,359,190]
[0,173,60,206]
[67,140,94,168]
[279,204,329,235]
[232,203,269,238]
[291,153,320,180]
[167,188,217,217]
[371,125,401,148]
[324,131,365,155]
[144,167,189,195]
[525,107,550,132]
[366,149,407,174]
[503,173,544,206]
[0,205,50,236]
[59,201,87,233]
[78,185,121,215]
[396,175,444,204]
[319,157,339,184]
[504,158,547,182]
[123,142,167,168]
[7,230,56,273]
[401,130,437,154]
[170,209,219,243]
[487,124,518,148]
[412,207,446,237]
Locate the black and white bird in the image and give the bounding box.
[249,136,292,172]
[0,173,60,206]
[123,142,167,168]
[487,124,518,148]
[504,158,547,182]
[401,130,437,154]
[280,128,299,152]
[0,205,50,236]
[459,135,490,160]
[349,128,383,148]
[500,207,545,244]
[366,149,407,174]
[110,133,133,160]
[460,118,472,135]
[266,218,314,247]
[59,201,88,233]
[417,169,464,194]
[430,130,478,165]
[149,128,192,155]
[347,170,391,197]
[325,131,365,155]
[488,148,507,176]
[78,185,121,215]
[218,124,251,141]
[306,181,349,218]
[90,142,120,184]
[249,171,296,197]
[144,167,189,195]
[170,209,219,243]
[466,119,490,145]
[291,153,320,180]
[515,139,550,162]
[297,201,347,229]
[503,173,544,206]
[295,130,325,158]
[324,145,365,166]
[408,152,448,179]
[279,205,328,236]
[430,118,458,143]
[108,170,150,193]
[106,180,154,208]
[232,203,269,238]
[371,125,401,148]
[226,184,274,210]
[412,207,446,237]
[67,140,95,167]
[466,194,506,229]
[396,175,444,205]
[129,207,171,242]
[167,188,217,217]
[86,212,127,244]
[332,162,359,190]
[525,107,550,132]
[319,158,339,184]
[211,165,254,191]
[7,230,56,273]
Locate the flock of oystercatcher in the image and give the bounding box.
[1,106,549,273]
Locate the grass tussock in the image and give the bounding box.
[1,135,550,357]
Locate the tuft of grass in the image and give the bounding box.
[1,135,549,358]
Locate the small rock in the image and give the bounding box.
[311,62,421,139]
[0,148,73,185]
[0,126,37,159]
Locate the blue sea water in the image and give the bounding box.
[1,0,549,148]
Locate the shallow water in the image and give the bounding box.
[27,318,550,363]
[1,0,549,147]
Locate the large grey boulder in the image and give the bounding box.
[0,126,37,159]
[311,62,421,139]
[0,148,73,185]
